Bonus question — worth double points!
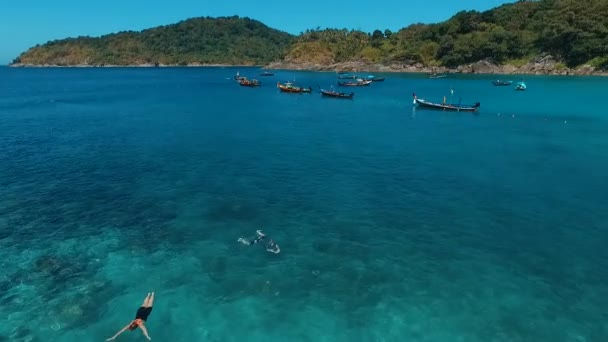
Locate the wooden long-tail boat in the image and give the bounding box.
[492,80,512,86]
[337,74,358,79]
[239,78,260,87]
[277,81,312,93]
[320,88,354,99]
[365,75,386,82]
[412,93,480,112]
[234,71,247,81]
[337,79,372,86]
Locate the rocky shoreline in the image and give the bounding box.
[10,56,608,76]
[9,62,259,68]
[265,56,608,76]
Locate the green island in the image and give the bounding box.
[11,0,608,75]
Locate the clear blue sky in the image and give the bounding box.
[1,0,512,64]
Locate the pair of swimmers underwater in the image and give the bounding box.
[107,230,279,340]
[238,229,280,254]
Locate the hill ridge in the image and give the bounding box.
[11,1,608,75]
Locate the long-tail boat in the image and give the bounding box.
[492,80,512,86]
[366,75,386,82]
[234,71,247,81]
[412,93,480,112]
[337,74,358,79]
[277,81,312,93]
[337,79,372,86]
[320,88,354,99]
[239,78,260,87]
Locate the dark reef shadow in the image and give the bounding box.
[203,199,260,222]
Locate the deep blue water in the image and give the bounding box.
[0,66,607,341]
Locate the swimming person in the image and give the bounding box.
[238,229,280,254]
[265,238,280,254]
[238,229,266,245]
[106,292,154,341]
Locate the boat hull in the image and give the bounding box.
[239,79,260,87]
[414,98,480,112]
[278,86,301,93]
[277,82,312,93]
[338,80,372,86]
[321,89,354,99]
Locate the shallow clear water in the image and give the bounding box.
[0,67,607,341]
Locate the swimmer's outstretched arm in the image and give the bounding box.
[106,323,131,341]
[237,237,252,245]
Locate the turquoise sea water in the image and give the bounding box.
[0,66,607,341]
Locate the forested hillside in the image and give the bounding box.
[12,16,293,66]
[286,0,608,69]
[12,0,608,70]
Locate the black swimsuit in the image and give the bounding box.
[135,306,152,321]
